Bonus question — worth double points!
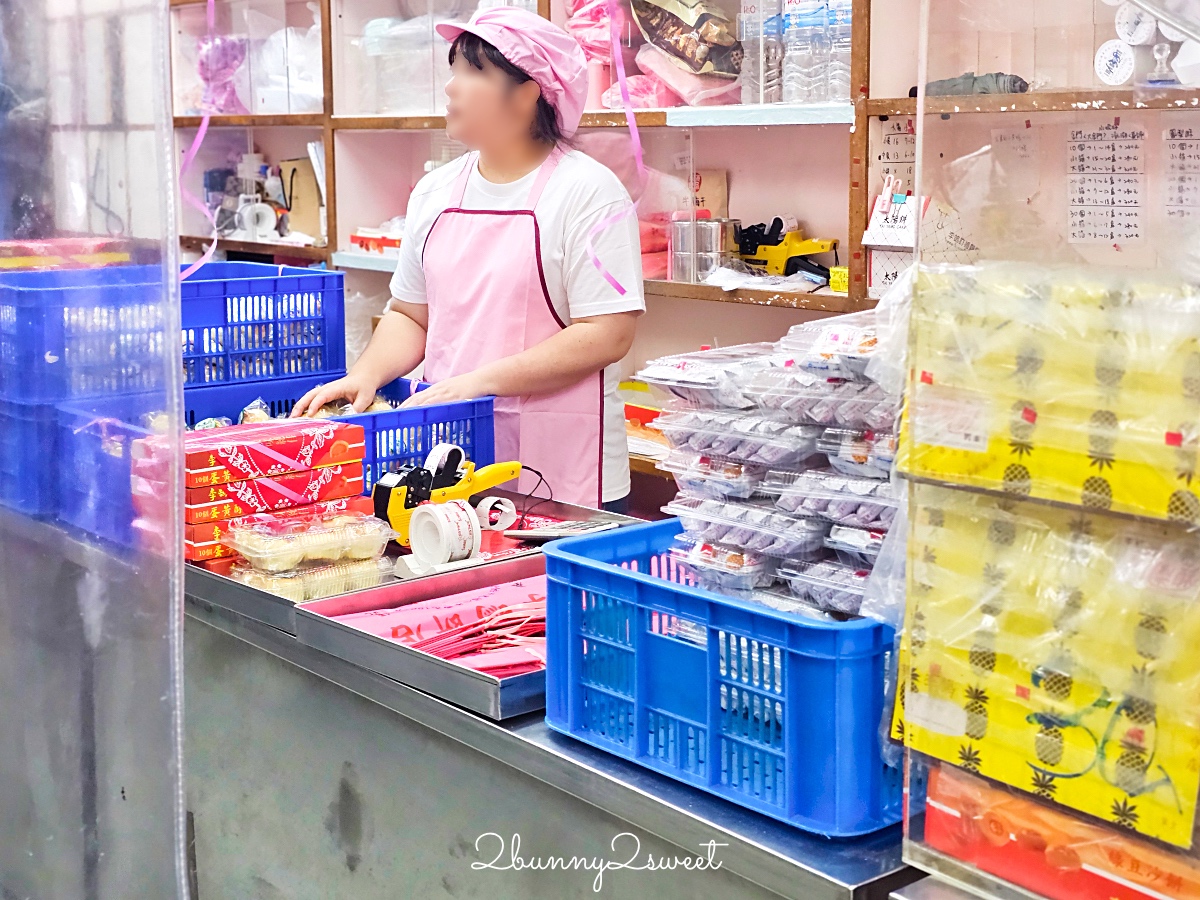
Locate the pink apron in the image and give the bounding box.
[421,150,605,508]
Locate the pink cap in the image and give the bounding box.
[437,8,588,138]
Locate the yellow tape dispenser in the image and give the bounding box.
[371,444,522,547]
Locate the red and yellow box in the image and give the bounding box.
[133,419,365,488]
[181,464,364,524]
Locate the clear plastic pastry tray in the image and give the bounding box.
[817,428,896,480]
[636,343,778,409]
[222,510,397,573]
[230,556,394,604]
[654,409,825,467]
[762,467,899,530]
[664,495,831,561]
[824,525,885,567]
[746,586,848,622]
[750,368,898,431]
[656,450,768,499]
[779,560,871,615]
[669,535,779,594]
[777,310,878,380]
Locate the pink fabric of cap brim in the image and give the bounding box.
[437,8,589,138]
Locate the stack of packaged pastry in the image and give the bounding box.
[220,507,397,603]
[129,418,367,571]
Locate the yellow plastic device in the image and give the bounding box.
[740,232,838,276]
[372,459,522,547]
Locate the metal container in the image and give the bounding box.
[296,555,548,720]
[695,217,740,253]
[670,218,697,255]
[672,251,730,283]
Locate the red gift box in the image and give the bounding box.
[133,419,365,488]
[180,464,364,524]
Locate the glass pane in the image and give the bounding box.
[0,1,185,897]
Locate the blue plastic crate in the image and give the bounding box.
[334,379,495,490]
[543,518,903,837]
[182,372,346,428]
[0,265,165,402]
[181,375,494,490]
[57,393,163,548]
[180,262,345,387]
[0,398,58,517]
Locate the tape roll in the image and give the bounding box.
[476,496,518,531]
[424,442,464,474]
[408,500,481,575]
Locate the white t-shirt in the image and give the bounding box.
[389,150,644,504]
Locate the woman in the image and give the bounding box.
[293,7,643,512]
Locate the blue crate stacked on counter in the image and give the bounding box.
[638,311,899,618]
[0,265,167,517]
[58,263,349,546]
[0,262,347,534]
[543,309,906,836]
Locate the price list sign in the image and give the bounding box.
[1067,124,1145,243]
[1165,126,1200,222]
[877,118,916,188]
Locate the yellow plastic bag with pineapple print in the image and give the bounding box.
[898,483,1200,848]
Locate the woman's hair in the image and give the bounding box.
[449,32,567,146]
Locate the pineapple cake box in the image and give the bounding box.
[898,263,1200,524]
[895,483,1200,849]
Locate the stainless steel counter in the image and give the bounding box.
[185,591,919,899]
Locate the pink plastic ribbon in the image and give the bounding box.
[179,0,219,282]
[584,0,647,296]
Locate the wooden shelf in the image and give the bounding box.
[332,251,397,273]
[331,111,668,131]
[644,279,867,313]
[629,453,672,480]
[866,90,1200,116]
[330,104,855,131]
[864,97,917,117]
[174,114,325,128]
[180,235,329,261]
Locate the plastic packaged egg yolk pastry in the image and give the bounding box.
[222,511,396,573]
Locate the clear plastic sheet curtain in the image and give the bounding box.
[0,1,186,898]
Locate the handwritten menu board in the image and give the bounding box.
[1165,126,1200,222]
[1067,124,1145,243]
[877,118,916,188]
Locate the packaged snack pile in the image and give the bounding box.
[639,310,899,616]
[898,263,1200,523]
[221,509,396,573]
[219,506,398,602]
[132,419,370,570]
[185,496,375,562]
[231,557,394,605]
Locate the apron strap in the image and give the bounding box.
[526,147,564,210]
[450,147,563,210]
[448,152,477,207]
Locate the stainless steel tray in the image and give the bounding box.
[295,555,548,720]
[185,565,304,634]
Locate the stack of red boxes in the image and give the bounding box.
[130,419,371,575]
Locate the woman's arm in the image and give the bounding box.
[402,311,638,407]
[291,303,429,416]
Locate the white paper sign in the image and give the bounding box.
[1067,125,1146,242]
[1165,126,1200,221]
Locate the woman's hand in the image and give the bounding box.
[400,371,492,408]
[290,372,379,418]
